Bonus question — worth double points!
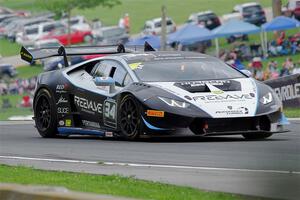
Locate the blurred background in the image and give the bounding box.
[0,0,299,120]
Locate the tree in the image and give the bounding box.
[37,0,120,45]
[272,0,282,18]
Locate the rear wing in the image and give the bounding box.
[20,42,155,67]
[20,44,129,67]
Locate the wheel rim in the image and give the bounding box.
[36,95,51,131]
[120,98,138,137]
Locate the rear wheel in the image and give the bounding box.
[34,89,58,138]
[242,133,273,140]
[119,94,142,140]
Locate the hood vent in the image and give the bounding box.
[174,80,241,93]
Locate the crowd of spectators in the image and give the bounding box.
[0,77,36,95]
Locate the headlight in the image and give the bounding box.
[158,97,190,108]
[260,92,273,105]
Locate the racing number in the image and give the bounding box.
[104,101,116,120]
[103,100,117,128]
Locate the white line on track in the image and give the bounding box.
[0,155,299,175]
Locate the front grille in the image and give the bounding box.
[190,116,270,134]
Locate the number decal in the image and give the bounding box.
[103,99,117,128]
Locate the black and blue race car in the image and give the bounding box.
[20,44,288,140]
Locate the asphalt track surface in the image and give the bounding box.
[0,121,299,200]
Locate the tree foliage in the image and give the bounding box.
[36,0,120,17]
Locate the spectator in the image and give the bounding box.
[280,57,294,76]
[249,57,263,80]
[292,61,300,74]
[118,15,125,29]
[266,60,279,79]
[124,13,130,33]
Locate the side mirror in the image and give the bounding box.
[93,77,116,93]
[240,69,252,77]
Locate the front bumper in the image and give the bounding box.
[142,109,288,135]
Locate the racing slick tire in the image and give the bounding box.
[119,94,143,140]
[34,88,58,138]
[242,133,273,140]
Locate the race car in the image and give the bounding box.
[20,43,288,140]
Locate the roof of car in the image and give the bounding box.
[146,17,173,23]
[119,51,213,63]
[234,2,260,11]
[192,10,215,16]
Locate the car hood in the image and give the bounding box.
[147,78,260,118]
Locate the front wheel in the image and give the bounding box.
[34,89,58,138]
[119,94,142,140]
[242,133,273,140]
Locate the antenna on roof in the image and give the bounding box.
[144,42,155,52]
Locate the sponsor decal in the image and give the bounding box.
[129,62,143,70]
[193,93,255,102]
[57,107,69,114]
[56,84,68,94]
[146,110,165,117]
[82,120,100,128]
[273,83,300,101]
[65,119,72,127]
[179,80,230,87]
[58,120,65,126]
[215,106,249,115]
[56,96,68,105]
[105,132,114,137]
[74,96,102,114]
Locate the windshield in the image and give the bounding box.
[25,27,38,35]
[132,59,245,82]
[243,5,262,13]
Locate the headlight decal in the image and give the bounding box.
[260,92,273,105]
[158,96,190,108]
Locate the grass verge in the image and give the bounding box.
[0,38,21,57]
[16,65,43,79]
[0,164,241,200]
[284,107,300,118]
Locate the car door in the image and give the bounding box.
[92,59,132,129]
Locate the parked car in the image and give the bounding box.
[187,10,221,30]
[0,7,13,15]
[6,17,53,42]
[282,0,300,20]
[233,2,266,26]
[61,15,91,31]
[42,27,93,45]
[16,21,65,46]
[142,17,176,35]
[0,16,21,38]
[33,39,62,48]
[0,64,17,79]
[92,26,129,45]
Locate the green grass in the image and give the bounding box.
[0,0,271,34]
[284,107,300,118]
[0,38,21,57]
[0,65,42,120]
[0,164,241,200]
[16,65,43,79]
[0,94,32,120]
